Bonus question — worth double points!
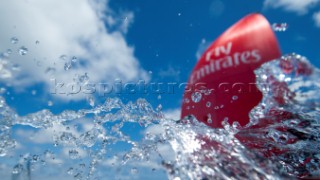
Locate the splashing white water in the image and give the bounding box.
[0,53,319,179]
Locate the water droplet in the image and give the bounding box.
[79,163,85,168]
[60,55,67,61]
[178,13,182,16]
[148,71,153,74]
[32,155,39,162]
[203,89,212,96]
[232,121,241,130]
[157,95,161,100]
[87,96,95,107]
[131,167,138,174]
[18,46,28,55]
[71,56,77,62]
[74,173,82,180]
[77,73,89,84]
[48,101,53,106]
[12,164,23,174]
[184,98,190,103]
[67,167,74,175]
[232,96,238,101]
[214,106,219,110]
[12,64,20,71]
[207,114,212,124]
[156,104,162,111]
[7,49,12,54]
[45,67,56,75]
[35,40,40,44]
[206,102,211,107]
[191,92,202,103]
[64,61,72,71]
[11,37,19,44]
[272,23,288,32]
[69,149,79,159]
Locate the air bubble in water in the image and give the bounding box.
[18,46,28,55]
[191,92,202,103]
[69,149,79,159]
[11,37,18,44]
[272,23,288,32]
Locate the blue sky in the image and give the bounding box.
[0,0,320,178]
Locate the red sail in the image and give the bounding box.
[181,13,281,128]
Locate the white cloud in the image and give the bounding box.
[0,0,149,100]
[263,0,320,14]
[313,11,320,27]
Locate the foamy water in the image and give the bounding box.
[0,53,319,179]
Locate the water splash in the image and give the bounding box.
[0,54,319,179]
